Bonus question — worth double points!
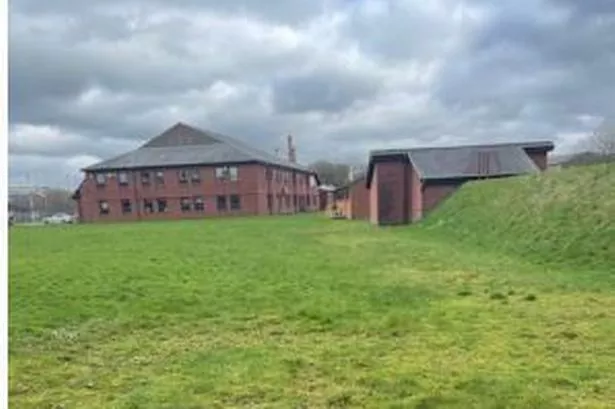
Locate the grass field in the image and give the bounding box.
[9,165,615,408]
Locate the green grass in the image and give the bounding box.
[9,165,615,408]
[421,163,615,271]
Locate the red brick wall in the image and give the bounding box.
[422,183,462,215]
[77,163,319,223]
[406,164,423,222]
[370,160,407,225]
[525,150,549,171]
[349,180,369,220]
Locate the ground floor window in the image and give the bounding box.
[143,199,154,213]
[230,194,241,210]
[121,199,132,214]
[156,198,167,213]
[180,197,191,212]
[217,195,227,211]
[99,200,110,215]
[193,196,205,211]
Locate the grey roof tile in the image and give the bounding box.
[85,122,310,172]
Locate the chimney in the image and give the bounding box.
[287,134,297,163]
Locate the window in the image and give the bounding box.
[95,173,106,186]
[285,194,291,208]
[99,200,110,215]
[230,194,241,210]
[217,195,227,211]
[229,166,238,181]
[143,199,154,213]
[178,170,188,184]
[191,169,201,183]
[265,168,272,181]
[118,172,129,185]
[180,197,192,212]
[121,199,132,214]
[267,194,273,212]
[156,198,167,213]
[155,171,165,185]
[293,195,298,208]
[307,194,311,207]
[141,171,151,185]
[215,166,239,181]
[193,196,205,211]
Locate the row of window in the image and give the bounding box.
[98,195,242,215]
[94,166,239,187]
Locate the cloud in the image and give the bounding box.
[8,0,615,187]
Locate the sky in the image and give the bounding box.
[8,0,615,188]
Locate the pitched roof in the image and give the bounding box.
[84,123,311,172]
[367,140,554,185]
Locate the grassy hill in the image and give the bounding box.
[421,163,615,271]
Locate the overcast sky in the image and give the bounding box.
[9,0,615,188]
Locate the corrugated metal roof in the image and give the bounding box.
[84,123,311,172]
[368,140,553,181]
[408,145,538,179]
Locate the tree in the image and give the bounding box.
[309,161,352,187]
[588,120,615,156]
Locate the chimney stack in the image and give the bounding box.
[287,134,297,163]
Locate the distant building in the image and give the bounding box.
[366,140,554,225]
[73,123,321,223]
[332,174,369,220]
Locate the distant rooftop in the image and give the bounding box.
[85,122,312,172]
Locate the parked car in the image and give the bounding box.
[43,213,75,224]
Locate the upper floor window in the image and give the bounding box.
[141,171,151,185]
[191,169,201,183]
[155,171,165,185]
[178,169,188,184]
[95,173,106,186]
[118,172,129,185]
[215,166,238,181]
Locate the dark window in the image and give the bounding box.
[155,171,165,185]
[99,200,110,215]
[121,199,131,214]
[141,172,151,185]
[193,196,205,211]
[156,198,167,213]
[293,195,297,208]
[191,169,201,183]
[143,199,154,213]
[216,195,227,211]
[178,170,188,184]
[267,194,273,212]
[230,194,241,210]
[95,173,106,186]
[118,172,129,185]
[307,194,311,206]
[180,197,192,212]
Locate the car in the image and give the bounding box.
[43,213,75,224]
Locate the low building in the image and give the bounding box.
[73,123,321,223]
[366,140,554,225]
[332,175,369,220]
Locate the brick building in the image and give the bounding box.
[332,175,370,220]
[73,123,320,223]
[366,140,554,225]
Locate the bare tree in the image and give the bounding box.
[589,120,615,156]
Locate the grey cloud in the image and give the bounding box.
[9,0,615,187]
[271,69,382,114]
